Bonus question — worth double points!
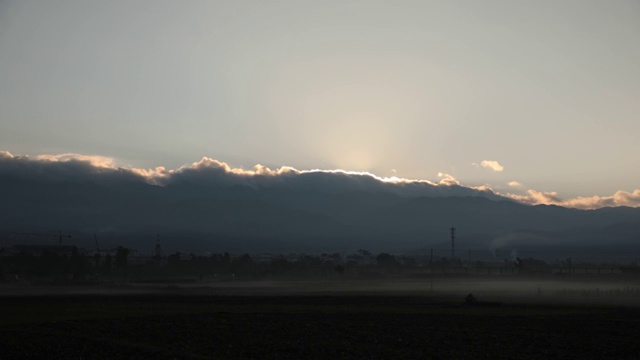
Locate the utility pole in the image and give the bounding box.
[430,248,434,294]
[155,234,162,259]
[450,226,455,259]
[94,233,101,266]
[94,233,100,253]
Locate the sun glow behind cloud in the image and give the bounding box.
[263,53,447,176]
[1,1,639,206]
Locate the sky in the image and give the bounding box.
[1,0,639,206]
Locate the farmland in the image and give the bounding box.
[1,279,640,359]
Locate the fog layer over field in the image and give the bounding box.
[3,277,640,307]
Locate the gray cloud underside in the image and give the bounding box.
[2,151,639,209]
[3,151,640,257]
[0,152,503,201]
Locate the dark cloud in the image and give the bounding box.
[155,157,505,200]
[0,152,147,186]
[4,152,640,209]
[2,152,640,255]
[0,153,504,200]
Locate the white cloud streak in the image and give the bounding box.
[34,153,116,168]
[506,189,640,210]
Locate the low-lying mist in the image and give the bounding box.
[5,277,640,307]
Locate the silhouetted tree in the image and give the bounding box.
[71,252,90,280]
[358,249,372,257]
[168,252,181,263]
[115,246,129,268]
[37,252,65,278]
[271,258,290,274]
[104,254,112,273]
[231,254,254,276]
[376,253,400,267]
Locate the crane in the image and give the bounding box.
[10,231,71,246]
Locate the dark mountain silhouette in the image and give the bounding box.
[1,156,639,259]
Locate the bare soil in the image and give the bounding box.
[1,285,639,359]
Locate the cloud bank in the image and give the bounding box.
[0,151,501,200]
[1,151,638,209]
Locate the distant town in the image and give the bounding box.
[2,230,637,285]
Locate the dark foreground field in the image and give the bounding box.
[1,284,640,359]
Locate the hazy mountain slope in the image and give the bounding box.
[1,168,639,256]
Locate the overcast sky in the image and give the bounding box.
[1,0,639,203]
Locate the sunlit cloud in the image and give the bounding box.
[480,160,504,172]
[508,181,523,188]
[437,172,460,186]
[473,184,494,192]
[34,153,117,169]
[507,190,562,205]
[506,189,640,209]
[0,151,28,161]
[130,166,171,180]
[0,151,14,159]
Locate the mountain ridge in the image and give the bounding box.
[1,159,639,260]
